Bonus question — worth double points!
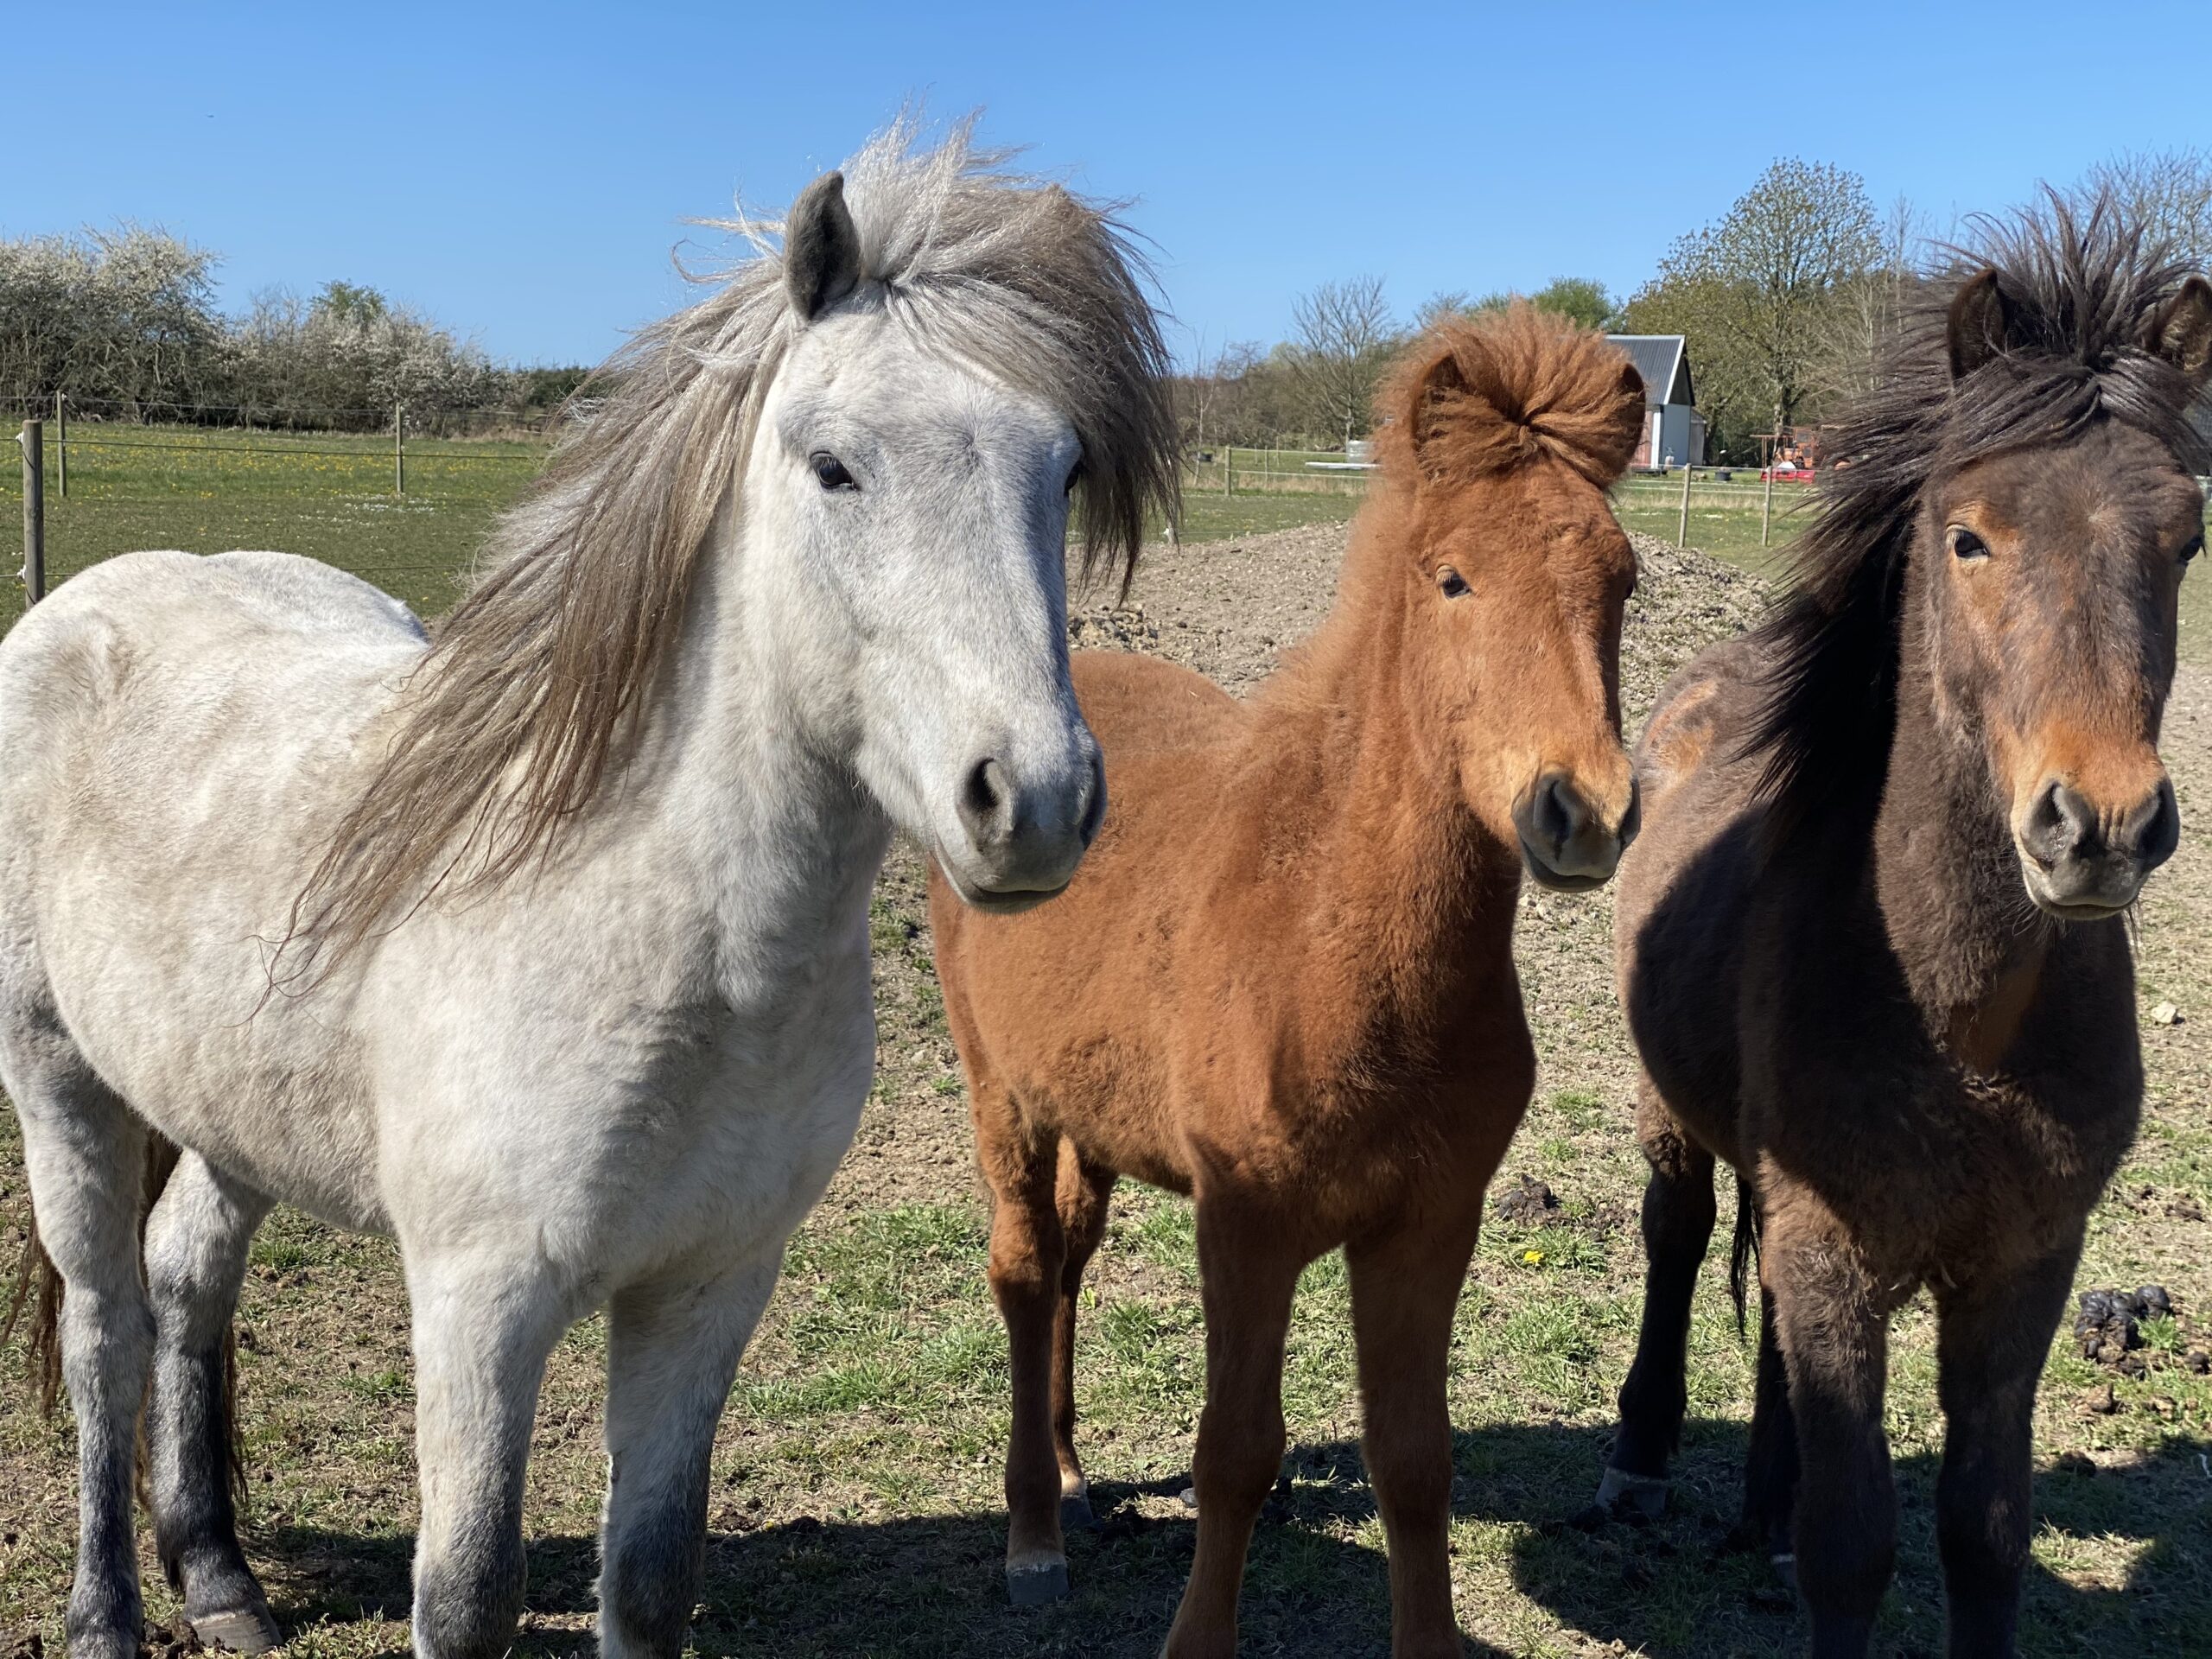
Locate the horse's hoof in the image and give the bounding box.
[1007,1559,1071,1606]
[1178,1484,1198,1511]
[1770,1551,1799,1595]
[190,1603,283,1654]
[1594,1465,1669,1520]
[1060,1492,1096,1532]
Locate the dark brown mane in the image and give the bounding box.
[1747,189,2212,840]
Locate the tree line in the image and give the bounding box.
[10,149,2209,454]
[0,226,586,432]
[1182,148,2212,463]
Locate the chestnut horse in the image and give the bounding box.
[1602,200,2212,1656]
[930,308,1644,1657]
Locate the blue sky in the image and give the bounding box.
[15,2,2202,369]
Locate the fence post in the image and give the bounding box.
[1761,465,1773,548]
[20,419,45,606]
[1224,445,1233,497]
[1676,461,1692,547]
[54,391,66,499]
[394,403,405,496]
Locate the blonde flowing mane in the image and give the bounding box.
[291,117,1179,968]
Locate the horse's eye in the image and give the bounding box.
[1948,526,1989,562]
[1438,569,1471,599]
[810,452,856,492]
[2180,533,2203,569]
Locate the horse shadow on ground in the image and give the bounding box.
[246,1418,2211,1658]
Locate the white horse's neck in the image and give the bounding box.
[631,485,892,1003]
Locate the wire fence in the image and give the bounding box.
[5,408,555,625]
[51,419,2205,624]
[10,411,1841,625]
[1181,446,1827,550]
[0,391,567,441]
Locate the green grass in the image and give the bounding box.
[0,425,542,627]
[0,429,1365,634]
[1612,476,1815,571]
[1171,487,1359,542]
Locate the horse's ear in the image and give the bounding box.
[1947,267,2018,380]
[785,171,861,322]
[1408,346,1470,461]
[2146,275,2212,390]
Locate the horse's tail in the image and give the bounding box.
[1726,1172,1762,1338]
[3,1133,247,1505]
[3,1214,64,1415]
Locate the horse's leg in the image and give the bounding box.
[1600,1083,1716,1516]
[1743,1280,1802,1586]
[10,1060,154,1659]
[1764,1199,1894,1659]
[1161,1197,1302,1659]
[1051,1141,1116,1529]
[1931,1243,2080,1658]
[143,1151,278,1651]
[977,1099,1072,1604]
[598,1249,783,1659]
[1347,1206,1481,1659]
[405,1251,568,1659]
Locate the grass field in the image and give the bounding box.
[1,442,2210,1656]
[0,429,1373,627]
[8,434,2196,654]
[0,427,543,628]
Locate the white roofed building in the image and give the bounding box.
[1606,334,1706,468]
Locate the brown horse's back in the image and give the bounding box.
[1068,649,1244,759]
[1612,635,1773,1166]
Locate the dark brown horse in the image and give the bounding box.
[1602,199,2212,1656]
[929,308,1645,1657]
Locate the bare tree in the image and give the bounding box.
[1288,276,1395,447]
[2082,148,2212,268]
[1649,159,1880,438]
[1175,330,1250,448]
[1815,194,1929,406]
[1414,290,1471,332]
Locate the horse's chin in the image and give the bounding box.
[2016,855,2142,923]
[1522,861,1611,894]
[2023,888,2133,924]
[932,856,1071,916]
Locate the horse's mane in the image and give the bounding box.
[1747,190,2212,842]
[1266,307,1642,715]
[1370,305,1644,489]
[291,116,1178,967]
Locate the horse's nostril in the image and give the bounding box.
[2129,779,2181,872]
[1535,777,1580,852]
[958,758,1014,850]
[1077,753,1108,849]
[2024,779,2098,867]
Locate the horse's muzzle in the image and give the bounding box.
[1516,770,1638,893]
[940,746,1106,912]
[2016,773,2178,919]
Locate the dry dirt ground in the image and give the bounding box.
[3,525,2209,1657]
